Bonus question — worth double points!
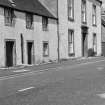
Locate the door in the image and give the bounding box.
[27,41,34,64]
[82,33,87,57]
[6,41,16,67]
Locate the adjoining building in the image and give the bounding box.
[57,0,102,59]
[0,0,58,67]
[101,8,105,56]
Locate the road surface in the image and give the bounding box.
[0,58,105,105]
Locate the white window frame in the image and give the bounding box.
[92,4,97,26]
[4,8,14,26]
[93,33,97,54]
[43,41,49,57]
[42,16,48,31]
[26,13,33,29]
[81,0,86,23]
[68,30,75,56]
[68,0,74,20]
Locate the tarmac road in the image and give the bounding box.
[0,58,105,105]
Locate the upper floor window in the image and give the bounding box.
[4,8,14,26]
[81,0,86,23]
[92,5,96,26]
[68,30,75,56]
[42,16,48,31]
[68,0,74,21]
[26,13,33,29]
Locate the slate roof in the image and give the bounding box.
[0,0,56,19]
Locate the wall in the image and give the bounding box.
[58,0,102,59]
[0,7,58,67]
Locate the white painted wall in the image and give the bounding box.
[58,0,102,59]
[0,7,58,67]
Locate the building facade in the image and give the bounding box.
[101,8,105,56]
[0,0,102,67]
[58,0,102,59]
[0,0,58,67]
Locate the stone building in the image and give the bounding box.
[57,0,102,59]
[101,8,105,56]
[0,0,58,67]
[0,0,102,67]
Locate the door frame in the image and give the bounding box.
[82,33,88,57]
[26,40,35,64]
[4,39,16,67]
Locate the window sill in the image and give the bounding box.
[92,24,97,27]
[26,26,34,30]
[68,53,75,57]
[43,55,49,57]
[68,18,74,22]
[82,21,87,25]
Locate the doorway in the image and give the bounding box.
[5,40,16,67]
[27,41,34,65]
[82,33,87,57]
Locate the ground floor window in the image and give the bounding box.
[93,33,97,54]
[68,30,75,56]
[43,41,49,57]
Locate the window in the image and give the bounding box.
[42,16,48,31]
[92,5,96,26]
[68,0,74,20]
[93,33,97,54]
[43,41,49,56]
[81,0,86,23]
[68,30,75,56]
[4,8,14,26]
[26,13,33,29]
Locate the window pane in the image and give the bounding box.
[68,30,74,55]
[92,5,96,25]
[4,8,14,26]
[26,13,33,29]
[42,17,48,31]
[82,0,86,23]
[68,0,74,19]
[93,34,97,53]
[43,42,49,56]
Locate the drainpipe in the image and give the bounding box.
[57,0,60,62]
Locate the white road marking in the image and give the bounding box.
[97,67,104,71]
[18,87,35,92]
[13,69,30,73]
[0,59,105,81]
[97,93,105,99]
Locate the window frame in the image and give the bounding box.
[68,0,74,21]
[42,16,48,31]
[4,7,14,26]
[81,0,87,24]
[93,33,97,54]
[68,30,75,56]
[43,41,49,57]
[26,13,34,29]
[92,4,97,26]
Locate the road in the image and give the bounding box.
[0,58,105,105]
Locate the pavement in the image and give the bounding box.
[0,56,104,77]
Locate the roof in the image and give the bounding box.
[0,0,56,19]
[39,0,57,18]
